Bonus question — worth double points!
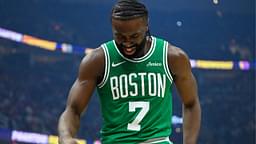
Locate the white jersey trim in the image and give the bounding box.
[112,36,156,63]
[163,41,173,82]
[140,136,173,144]
[97,44,110,88]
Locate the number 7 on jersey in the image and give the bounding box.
[128,101,149,131]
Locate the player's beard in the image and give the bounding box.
[116,36,147,59]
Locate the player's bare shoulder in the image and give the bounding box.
[78,47,105,81]
[167,43,191,75]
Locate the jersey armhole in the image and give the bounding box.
[97,44,110,88]
[163,41,174,83]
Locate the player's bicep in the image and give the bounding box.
[175,71,198,107]
[66,49,104,115]
[66,78,96,115]
[168,45,198,107]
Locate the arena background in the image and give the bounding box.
[0,0,255,143]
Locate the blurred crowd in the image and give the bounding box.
[195,69,255,144]
[0,40,102,141]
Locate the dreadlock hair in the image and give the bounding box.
[111,0,148,21]
[111,0,152,38]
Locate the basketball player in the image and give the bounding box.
[58,0,201,144]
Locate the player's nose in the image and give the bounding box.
[122,39,135,47]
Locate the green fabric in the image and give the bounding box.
[97,37,173,144]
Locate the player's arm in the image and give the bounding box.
[58,48,105,144]
[168,44,201,144]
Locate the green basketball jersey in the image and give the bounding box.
[97,36,174,144]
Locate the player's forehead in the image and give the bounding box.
[112,28,144,36]
[112,17,147,34]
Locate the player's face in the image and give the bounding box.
[112,17,148,58]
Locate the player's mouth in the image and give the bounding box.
[123,46,136,56]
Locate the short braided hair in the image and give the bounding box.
[111,0,148,20]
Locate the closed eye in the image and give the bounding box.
[131,34,139,39]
